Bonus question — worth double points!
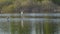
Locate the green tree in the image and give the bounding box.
[36,0,43,2]
[0,0,15,13]
[1,4,16,13]
[52,0,60,5]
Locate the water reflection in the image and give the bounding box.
[0,20,59,34]
[0,14,60,34]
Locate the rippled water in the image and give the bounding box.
[0,28,10,34]
[0,13,60,34]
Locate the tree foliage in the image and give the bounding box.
[37,0,42,2]
[2,4,16,13]
[0,0,29,13]
[52,0,60,5]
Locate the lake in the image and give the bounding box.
[0,13,60,34]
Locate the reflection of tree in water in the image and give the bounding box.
[11,21,22,34]
[23,21,32,34]
[35,22,42,34]
[10,21,32,34]
[43,22,58,34]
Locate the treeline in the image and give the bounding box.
[0,0,60,13]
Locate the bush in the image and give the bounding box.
[37,0,42,1]
[52,0,60,5]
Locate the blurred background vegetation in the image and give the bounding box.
[0,0,60,13]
